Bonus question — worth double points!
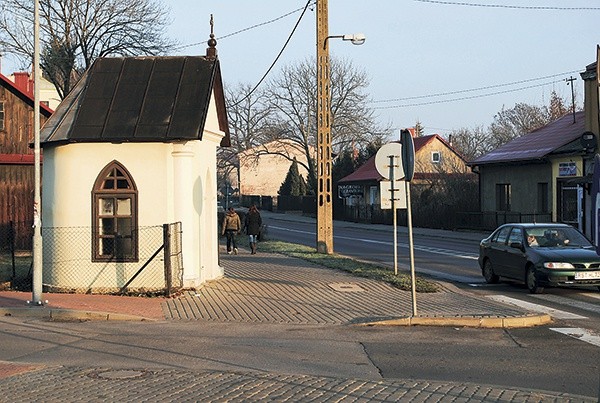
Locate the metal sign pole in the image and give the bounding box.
[406,180,417,316]
[389,155,398,276]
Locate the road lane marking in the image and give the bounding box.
[486,295,587,319]
[268,225,479,260]
[550,328,600,347]
[531,294,600,316]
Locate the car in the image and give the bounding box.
[478,223,600,293]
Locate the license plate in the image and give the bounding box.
[575,271,600,280]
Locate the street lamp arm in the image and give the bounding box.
[323,33,366,49]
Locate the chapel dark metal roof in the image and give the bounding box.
[40,56,230,146]
[469,111,585,166]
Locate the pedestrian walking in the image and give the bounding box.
[221,207,241,254]
[244,205,262,255]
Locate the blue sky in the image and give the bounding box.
[3,1,598,138]
[166,0,598,138]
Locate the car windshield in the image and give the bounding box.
[525,227,592,248]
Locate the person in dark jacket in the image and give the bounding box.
[244,205,262,255]
[221,207,241,254]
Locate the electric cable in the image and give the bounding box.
[229,0,314,107]
[372,70,580,103]
[414,0,600,11]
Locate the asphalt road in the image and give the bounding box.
[263,215,483,283]
[0,317,598,397]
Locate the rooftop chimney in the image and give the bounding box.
[13,71,33,95]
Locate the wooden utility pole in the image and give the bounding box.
[316,0,333,254]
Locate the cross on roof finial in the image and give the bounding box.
[206,14,217,59]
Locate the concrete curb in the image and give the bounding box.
[363,313,552,328]
[0,307,156,322]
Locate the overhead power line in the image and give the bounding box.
[230,0,313,106]
[413,0,600,11]
[171,3,314,52]
[373,80,563,109]
[372,70,580,104]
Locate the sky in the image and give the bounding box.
[2,0,598,138]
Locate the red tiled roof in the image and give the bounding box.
[470,111,585,165]
[338,134,463,183]
[0,73,54,116]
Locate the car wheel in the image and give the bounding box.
[482,259,499,284]
[526,266,544,294]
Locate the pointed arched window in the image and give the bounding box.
[92,161,138,262]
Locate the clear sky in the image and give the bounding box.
[2,1,598,138]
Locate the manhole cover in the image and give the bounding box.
[328,283,364,292]
[91,370,149,380]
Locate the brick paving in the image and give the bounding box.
[162,250,529,324]
[0,364,593,402]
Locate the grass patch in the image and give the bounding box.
[238,236,438,293]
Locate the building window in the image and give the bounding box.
[0,102,4,131]
[92,161,138,262]
[496,184,511,211]
[431,151,441,164]
[537,182,548,213]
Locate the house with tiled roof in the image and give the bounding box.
[0,72,54,249]
[469,58,599,237]
[337,134,471,223]
[38,37,230,293]
[469,111,587,230]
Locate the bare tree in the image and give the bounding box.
[448,126,491,162]
[0,0,174,98]
[219,83,275,194]
[264,57,390,191]
[488,103,551,150]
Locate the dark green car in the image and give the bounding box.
[478,223,600,293]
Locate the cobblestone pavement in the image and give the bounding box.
[0,362,594,402]
[162,250,535,325]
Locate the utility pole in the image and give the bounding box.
[32,0,43,305]
[316,0,333,254]
[566,75,576,123]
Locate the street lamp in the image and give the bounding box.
[323,33,366,48]
[316,0,365,254]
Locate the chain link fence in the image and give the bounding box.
[1,222,183,296]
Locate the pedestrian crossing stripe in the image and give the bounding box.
[486,295,587,319]
[550,328,600,348]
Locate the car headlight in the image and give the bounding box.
[543,262,575,269]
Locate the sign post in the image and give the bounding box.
[375,142,402,275]
[400,129,417,316]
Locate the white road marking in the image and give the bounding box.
[268,225,479,260]
[486,295,587,319]
[550,328,600,347]
[531,294,600,316]
[581,293,600,300]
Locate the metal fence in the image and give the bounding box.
[0,222,183,296]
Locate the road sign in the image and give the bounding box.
[400,129,415,182]
[380,180,407,209]
[375,143,403,180]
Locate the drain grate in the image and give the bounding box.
[328,283,364,292]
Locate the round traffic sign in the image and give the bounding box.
[375,142,403,180]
